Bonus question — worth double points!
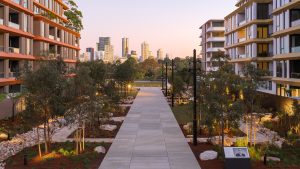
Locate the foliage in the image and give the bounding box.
[0,93,6,102]
[235,137,248,147]
[64,0,83,32]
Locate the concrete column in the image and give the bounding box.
[287,60,290,79]
[4,59,9,78]
[4,33,9,53]
[20,37,25,54]
[20,12,24,31]
[3,6,9,26]
[44,23,49,38]
[4,85,9,93]
[54,27,57,40]
[54,45,57,57]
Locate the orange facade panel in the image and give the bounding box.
[0,52,35,60]
[0,78,21,86]
[1,0,34,15]
[0,25,35,38]
[34,36,80,50]
[33,1,68,23]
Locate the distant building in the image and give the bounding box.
[141,41,150,61]
[122,38,129,58]
[199,19,225,72]
[95,51,105,60]
[79,53,90,62]
[157,49,164,60]
[104,45,114,63]
[86,47,95,61]
[129,50,138,60]
[97,37,111,51]
[165,53,170,59]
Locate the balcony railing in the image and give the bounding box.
[0,18,3,25]
[291,72,300,79]
[238,20,246,26]
[9,22,20,29]
[9,47,20,53]
[291,19,300,27]
[257,52,273,57]
[49,35,55,40]
[0,46,5,52]
[57,37,61,42]
[238,37,246,42]
[291,46,300,53]
[12,0,20,4]
[238,54,246,59]
[0,72,4,78]
[8,72,20,78]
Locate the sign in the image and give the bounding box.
[224,147,250,159]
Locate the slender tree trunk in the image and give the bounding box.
[37,128,42,157]
[83,123,85,151]
[221,112,225,148]
[44,123,48,154]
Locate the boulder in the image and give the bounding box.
[0,162,5,169]
[100,124,117,131]
[111,117,125,122]
[0,133,8,140]
[200,150,218,161]
[183,122,192,131]
[273,140,283,148]
[261,156,280,162]
[94,146,106,154]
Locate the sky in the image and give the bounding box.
[75,0,237,58]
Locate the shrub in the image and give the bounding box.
[235,138,248,147]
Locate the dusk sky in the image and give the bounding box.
[75,0,237,58]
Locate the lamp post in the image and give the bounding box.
[171,59,175,107]
[165,61,168,97]
[192,49,197,146]
[161,62,164,91]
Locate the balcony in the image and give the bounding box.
[0,18,3,25]
[8,72,20,78]
[9,47,20,53]
[0,72,4,78]
[238,54,246,59]
[238,37,246,42]
[207,37,225,42]
[9,22,20,29]
[291,46,300,53]
[207,27,225,32]
[49,35,55,40]
[238,20,246,26]
[57,37,61,42]
[12,0,21,4]
[291,19,300,27]
[207,47,225,52]
[257,52,273,57]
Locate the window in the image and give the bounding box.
[257,3,269,19]
[257,26,268,38]
[257,44,269,57]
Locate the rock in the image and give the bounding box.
[111,117,125,122]
[100,124,117,131]
[183,122,192,131]
[273,140,283,148]
[0,162,5,169]
[0,133,8,140]
[224,138,233,146]
[200,150,218,161]
[197,138,208,143]
[94,146,106,154]
[261,156,280,162]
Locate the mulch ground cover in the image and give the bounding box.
[5,142,111,169]
[68,106,131,139]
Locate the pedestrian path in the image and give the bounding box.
[99,87,201,169]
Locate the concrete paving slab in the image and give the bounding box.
[99,87,201,169]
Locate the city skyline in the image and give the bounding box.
[75,0,237,58]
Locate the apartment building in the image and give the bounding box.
[225,0,274,94]
[272,0,300,98]
[0,0,80,94]
[200,19,225,72]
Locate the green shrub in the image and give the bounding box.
[58,148,76,156]
[235,138,248,147]
[0,94,6,102]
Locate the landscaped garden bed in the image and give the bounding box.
[189,142,300,169]
[4,141,111,169]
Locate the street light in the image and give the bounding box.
[188,49,201,146]
[165,61,168,97]
[161,62,164,91]
[171,59,175,107]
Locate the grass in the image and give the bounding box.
[133,81,162,87]
[171,103,193,124]
[0,93,6,102]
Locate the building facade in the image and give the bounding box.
[103,44,114,63]
[97,37,110,51]
[200,19,225,72]
[86,47,94,61]
[157,48,163,60]
[225,0,274,94]
[122,37,129,58]
[141,41,149,61]
[0,0,80,93]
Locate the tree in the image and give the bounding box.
[23,58,67,154]
[241,63,267,146]
[64,0,83,32]
[200,52,244,148]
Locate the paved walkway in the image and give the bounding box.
[99,87,201,169]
